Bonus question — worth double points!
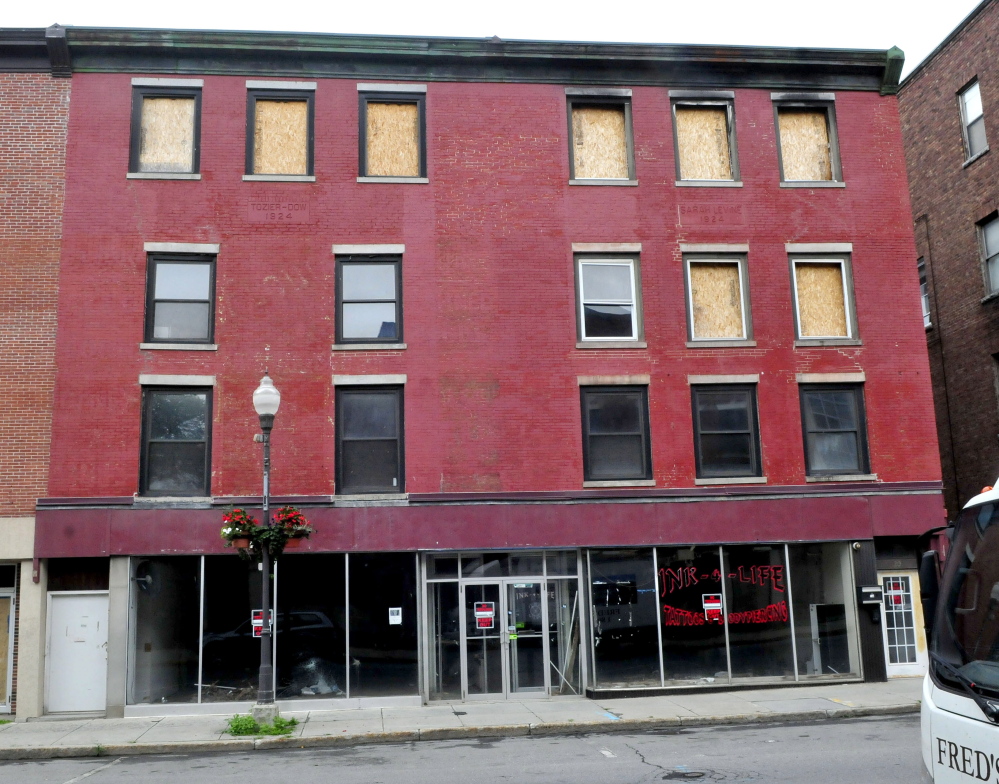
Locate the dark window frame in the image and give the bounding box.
[772,98,842,183]
[566,96,636,181]
[574,253,644,342]
[335,254,403,345]
[670,96,740,182]
[245,89,316,176]
[691,384,762,479]
[580,385,652,482]
[358,92,427,179]
[958,79,988,162]
[918,257,931,328]
[978,212,999,295]
[799,384,869,477]
[144,253,216,344]
[129,86,202,174]
[335,385,405,495]
[139,386,213,497]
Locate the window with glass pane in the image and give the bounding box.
[882,574,918,665]
[201,556,261,702]
[141,388,211,496]
[336,257,401,343]
[982,217,999,294]
[724,545,795,680]
[800,385,868,476]
[692,385,760,478]
[130,88,201,174]
[145,256,214,342]
[581,386,651,481]
[336,387,403,494]
[960,81,987,159]
[577,258,640,341]
[656,546,728,685]
[918,259,931,327]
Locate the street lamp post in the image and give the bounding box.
[251,373,281,724]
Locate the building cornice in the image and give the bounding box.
[56,27,900,92]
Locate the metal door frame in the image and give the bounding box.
[459,578,550,700]
[0,587,13,713]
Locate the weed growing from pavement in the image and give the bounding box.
[0,720,10,725]
[226,715,298,736]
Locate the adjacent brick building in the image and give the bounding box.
[0,27,70,718]
[899,0,999,521]
[23,28,941,716]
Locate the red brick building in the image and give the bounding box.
[899,0,999,520]
[0,26,70,718]
[27,28,940,716]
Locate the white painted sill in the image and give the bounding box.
[780,181,845,188]
[793,338,862,347]
[127,172,201,180]
[243,174,316,182]
[332,343,407,351]
[583,479,656,488]
[694,476,767,486]
[675,180,743,188]
[686,340,757,348]
[140,343,218,351]
[356,177,429,184]
[334,493,409,505]
[805,474,878,483]
[569,179,638,187]
[576,341,647,349]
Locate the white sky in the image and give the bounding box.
[5,0,985,79]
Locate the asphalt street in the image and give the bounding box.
[1,715,921,783]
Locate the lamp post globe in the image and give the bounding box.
[253,374,281,427]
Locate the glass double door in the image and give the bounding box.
[463,581,547,699]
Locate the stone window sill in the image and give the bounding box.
[356,177,429,184]
[583,479,656,488]
[569,179,638,187]
[675,180,742,188]
[127,172,201,180]
[243,174,315,182]
[694,476,767,486]
[140,343,218,351]
[576,341,647,349]
[963,147,990,168]
[805,474,878,483]
[780,181,845,188]
[332,343,407,351]
[794,338,862,347]
[686,340,757,348]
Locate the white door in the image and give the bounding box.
[878,571,928,677]
[46,592,109,712]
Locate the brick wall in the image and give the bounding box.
[900,0,999,517]
[48,75,939,498]
[0,72,69,515]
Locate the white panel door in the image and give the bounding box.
[46,592,109,712]
[878,571,928,678]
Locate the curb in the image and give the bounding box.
[0,704,920,762]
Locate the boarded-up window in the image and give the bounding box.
[139,97,196,173]
[688,262,745,339]
[794,261,849,338]
[675,106,733,180]
[366,102,420,177]
[778,108,833,181]
[571,105,630,179]
[253,99,309,175]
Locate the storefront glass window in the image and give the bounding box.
[723,545,795,681]
[201,556,261,702]
[128,557,200,705]
[349,553,419,697]
[788,543,859,677]
[275,554,347,699]
[656,546,729,686]
[428,581,461,700]
[589,549,660,687]
[548,578,581,694]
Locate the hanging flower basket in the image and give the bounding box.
[221,508,259,552]
[283,536,304,549]
[231,537,251,549]
[220,506,313,558]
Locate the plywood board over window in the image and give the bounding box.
[795,263,848,337]
[676,107,732,180]
[366,103,420,177]
[779,109,832,181]
[690,262,744,338]
[254,100,308,175]
[139,97,195,172]
[572,106,629,179]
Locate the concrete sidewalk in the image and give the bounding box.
[0,679,922,761]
